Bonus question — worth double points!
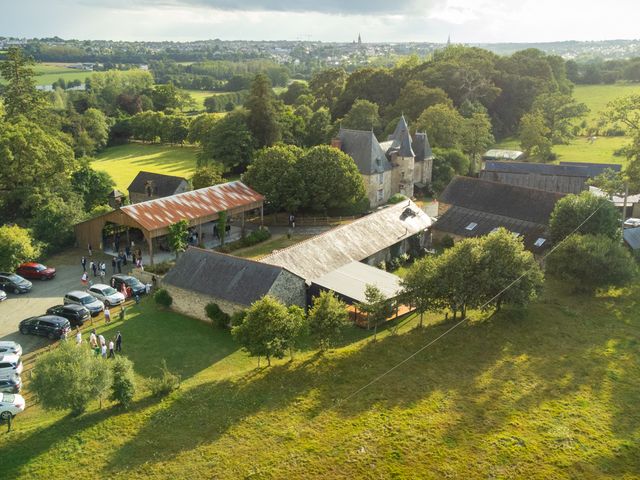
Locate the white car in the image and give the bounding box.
[0,289,6,302]
[87,284,125,307]
[0,341,22,358]
[0,354,23,378]
[0,393,25,420]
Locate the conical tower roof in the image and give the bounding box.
[390,115,415,158]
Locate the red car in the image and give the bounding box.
[16,263,56,280]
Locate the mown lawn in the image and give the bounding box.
[183,89,220,110]
[91,143,199,192]
[233,234,313,259]
[1,280,639,479]
[574,83,640,123]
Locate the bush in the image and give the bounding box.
[205,302,231,329]
[148,360,181,397]
[239,228,271,248]
[145,261,174,275]
[110,356,136,408]
[0,224,41,272]
[388,193,407,205]
[154,288,173,307]
[439,235,455,249]
[230,310,247,327]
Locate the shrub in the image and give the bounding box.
[230,310,247,327]
[205,302,231,329]
[439,235,455,249]
[110,356,136,408]
[154,288,173,307]
[239,228,271,248]
[0,224,41,271]
[388,193,407,204]
[377,260,387,271]
[148,360,181,397]
[145,261,174,275]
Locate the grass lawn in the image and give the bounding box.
[183,89,220,110]
[0,63,91,86]
[1,280,639,479]
[574,83,640,123]
[91,143,198,192]
[233,234,313,259]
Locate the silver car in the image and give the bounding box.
[64,290,104,317]
[0,341,22,358]
[87,283,125,306]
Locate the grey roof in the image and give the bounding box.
[623,227,640,250]
[413,132,433,161]
[589,186,640,207]
[482,149,525,161]
[338,128,391,175]
[262,200,433,280]
[484,161,590,178]
[439,176,565,225]
[389,116,415,158]
[312,261,402,303]
[559,162,622,178]
[128,171,188,197]
[433,205,550,251]
[163,247,297,306]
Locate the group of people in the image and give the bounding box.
[81,328,123,359]
[80,257,108,286]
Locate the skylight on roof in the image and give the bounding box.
[465,222,478,231]
[534,237,546,247]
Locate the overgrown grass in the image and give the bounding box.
[1,282,639,479]
[91,143,198,192]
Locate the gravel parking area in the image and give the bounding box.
[0,249,125,354]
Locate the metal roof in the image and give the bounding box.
[558,162,622,178]
[127,171,188,197]
[482,149,524,161]
[623,227,640,250]
[484,161,590,178]
[120,181,264,232]
[311,261,402,303]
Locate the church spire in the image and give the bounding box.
[358,33,362,45]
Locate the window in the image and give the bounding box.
[534,237,546,247]
[465,222,478,231]
[378,172,384,184]
[377,189,384,202]
[490,227,500,234]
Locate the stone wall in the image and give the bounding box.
[268,270,306,309]
[365,171,393,207]
[164,284,245,323]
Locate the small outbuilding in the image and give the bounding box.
[162,247,306,321]
[128,171,190,204]
[482,149,525,162]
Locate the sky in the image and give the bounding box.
[1,0,638,43]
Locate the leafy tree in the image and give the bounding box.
[430,156,457,193]
[549,191,620,242]
[167,219,189,258]
[0,225,40,271]
[588,168,626,198]
[190,165,224,190]
[308,291,350,351]
[416,103,465,149]
[309,68,346,112]
[242,145,304,213]
[531,92,589,143]
[298,145,366,212]
[461,112,495,173]
[335,67,402,118]
[519,111,553,161]
[432,148,470,181]
[358,284,394,341]
[217,211,228,246]
[30,342,112,415]
[151,83,182,111]
[232,295,303,366]
[277,105,307,146]
[187,113,219,144]
[388,80,452,123]
[282,305,308,360]
[547,234,636,292]
[160,115,190,145]
[110,356,137,408]
[341,99,382,133]
[401,256,442,327]
[246,73,280,148]
[0,47,46,120]
[30,194,85,252]
[80,107,110,154]
[305,107,333,146]
[280,81,311,105]
[197,109,254,170]
[71,162,116,211]
[601,94,640,133]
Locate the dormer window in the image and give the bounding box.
[465,222,477,231]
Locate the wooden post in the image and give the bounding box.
[147,235,154,266]
[241,210,246,237]
[260,205,264,227]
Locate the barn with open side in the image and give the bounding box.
[73,181,264,265]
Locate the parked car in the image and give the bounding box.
[0,273,32,294]
[46,304,91,327]
[16,262,56,280]
[0,375,22,394]
[87,283,125,306]
[623,217,640,228]
[0,290,6,302]
[19,315,71,340]
[0,354,23,377]
[63,291,104,317]
[0,341,22,358]
[0,393,26,420]
[111,274,146,297]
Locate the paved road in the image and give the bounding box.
[0,249,121,354]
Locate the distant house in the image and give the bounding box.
[162,247,306,320]
[433,176,565,252]
[482,149,525,162]
[480,161,591,194]
[128,171,190,204]
[261,200,432,280]
[333,116,433,207]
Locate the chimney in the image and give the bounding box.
[331,138,342,150]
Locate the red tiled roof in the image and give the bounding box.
[121,181,263,232]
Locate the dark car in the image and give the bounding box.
[110,274,146,297]
[16,262,56,280]
[0,273,32,294]
[0,375,22,394]
[19,315,70,340]
[46,304,91,327]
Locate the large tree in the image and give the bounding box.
[531,92,589,144]
[387,80,452,123]
[358,284,394,341]
[0,47,46,120]
[309,68,346,113]
[308,291,350,351]
[190,165,224,190]
[0,225,40,272]
[341,99,382,133]
[461,112,495,174]
[415,103,465,149]
[196,109,255,170]
[246,74,281,148]
[305,107,333,146]
[71,162,115,211]
[549,191,620,242]
[401,256,442,327]
[519,111,553,161]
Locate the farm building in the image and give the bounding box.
[623,227,640,252]
[433,176,565,252]
[589,186,640,218]
[162,247,306,320]
[558,162,621,177]
[74,181,264,265]
[482,149,525,162]
[480,161,590,194]
[261,200,433,281]
[128,171,190,204]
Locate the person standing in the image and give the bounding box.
[115,331,122,352]
[101,343,107,358]
[91,261,97,277]
[131,252,137,267]
[125,245,131,259]
[111,257,116,273]
[88,243,93,257]
[75,329,82,345]
[104,306,111,324]
[81,272,88,287]
[98,333,105,347]
[120,282,128,299]
[81,256,87,272]
[99,265,106,283]
[89,329,97,348]
[108,340,115,359]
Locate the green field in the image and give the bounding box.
[183,89,219,110]
[92,143,198,192]
[1,280,638,479]
[574,83,640,123]
[0,62,91,86]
